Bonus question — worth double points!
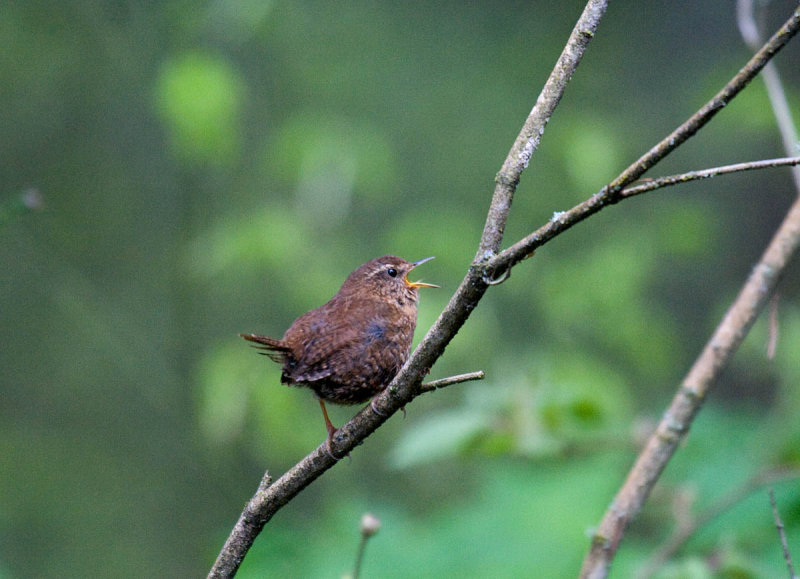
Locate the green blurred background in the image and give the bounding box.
[2,1,800,577]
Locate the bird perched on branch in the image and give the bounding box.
[241,255,438,454]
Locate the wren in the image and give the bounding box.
[241,255,437,452]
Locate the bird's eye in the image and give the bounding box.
[386,267,398,278]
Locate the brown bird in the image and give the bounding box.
[241,255,437,453]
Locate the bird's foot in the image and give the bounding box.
[318,399,344,460]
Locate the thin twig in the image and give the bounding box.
[738,0,800,192]
[418,371,485,393]
[619,157,800,198]
[352,535,368,579]
[768,489,797,579]
[636,468,800,578]
[352,513,381,579]
[489,6,800,277]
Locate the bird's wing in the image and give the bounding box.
[286,300,410,388]
[282,299,377,384]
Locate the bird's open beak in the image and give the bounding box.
[404,256,439,288]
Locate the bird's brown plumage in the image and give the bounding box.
[241,255,437,447]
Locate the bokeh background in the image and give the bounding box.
[2,1,800,577]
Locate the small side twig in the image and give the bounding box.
[257,471,273,493]
[769,489,797,579]
[636,467,800,578]
[738,0,800,193]
[619,157,800,198]
[418,371,485,394]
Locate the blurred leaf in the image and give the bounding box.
[196,343,252,444]
[393,355,634,467]
[388,408,493,469]
[536,235,679,377]
[535,351,634,438]
[184,204,307,279]
[654,557,713,579]
[652,538,770,579]
[205,0,274,42]
[154,51,246,165]
[266,113,398,227]
[557,115,623,194]
[654,201,720,257]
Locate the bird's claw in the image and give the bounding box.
[370,398,406,419]
[324,439,343,461]
[370,397,387,416]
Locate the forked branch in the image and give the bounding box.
[210,3,800,577]
[209,2,609,576]
[488,5,800,277]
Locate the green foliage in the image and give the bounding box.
[391,353,634,468]
[155,51,246,165]
[556,114,624,194]
[267,113,398,204]
[2,1,800,577]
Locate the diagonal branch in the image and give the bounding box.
[580,173,800,579]
[208,3,609,576]
[479,0,609,257]
[580,7,800,577]
[210,4,800,578]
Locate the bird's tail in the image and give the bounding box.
[239,333,290,363]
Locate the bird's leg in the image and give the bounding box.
[318,399,341,460]
[318,399,338,439]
